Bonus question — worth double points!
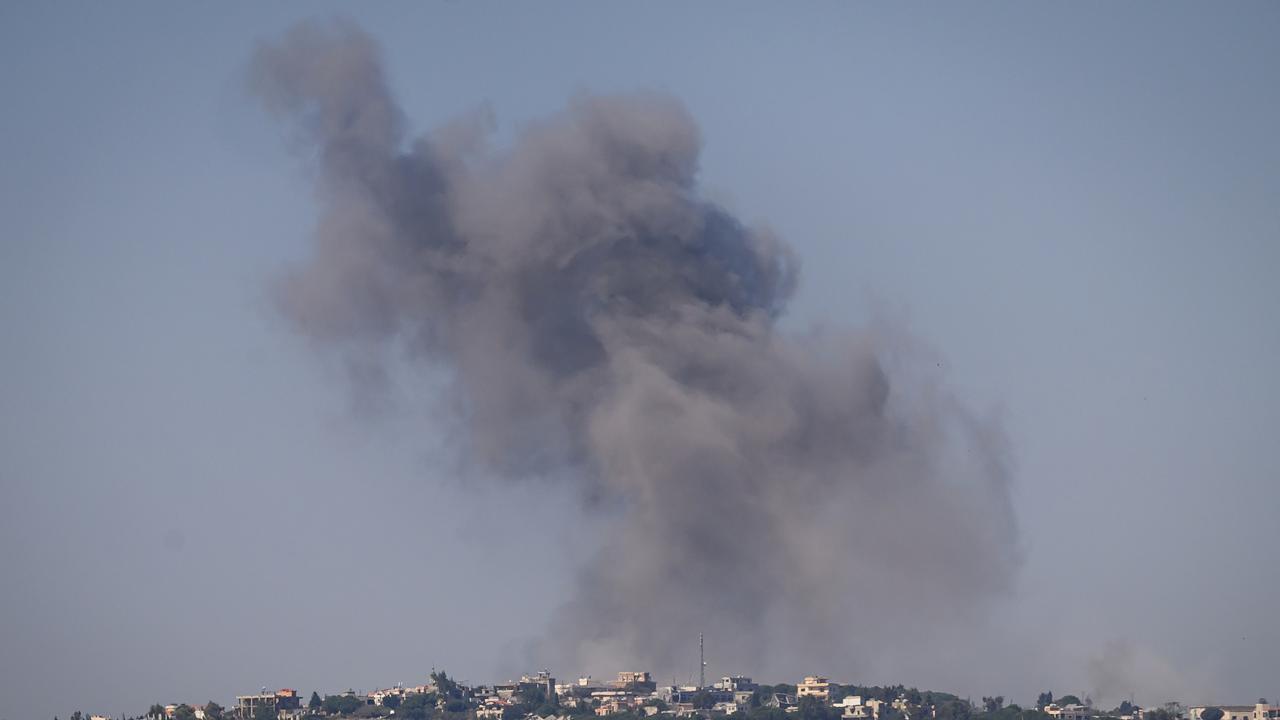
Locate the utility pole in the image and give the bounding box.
[699,633,706,689]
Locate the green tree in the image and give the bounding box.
[749,708,792,720]
[1201,709,1223,720]
[431,671,461,700]
[382,695,401,710]
[936,700,972,720]
[397,694,433,720]
[323,696,363,716]
[797,696,829,720]
[1037,695,1054,710]
[1057,698,1081,708]
[254,702,278,720]
[984,698,1006,713]
[309,694,322,711]
[173,706,197,720]
[205,702,225,720]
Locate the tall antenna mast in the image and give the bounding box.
[699,633,705,689]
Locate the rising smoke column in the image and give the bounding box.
[250,19,1020,678]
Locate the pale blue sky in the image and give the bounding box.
[2,3,1278,719]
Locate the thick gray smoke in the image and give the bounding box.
[251,19,1019,680]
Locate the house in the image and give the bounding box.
[1045,704,1095,720]
[838,696,873,720]
[1189,705,1280,720]
[798,678,831,703]
[236,690,301,720]
[476,699,506,720]
[369,688,407,706]
[617,672,655,690]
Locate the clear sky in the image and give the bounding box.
[2,3,1278,719]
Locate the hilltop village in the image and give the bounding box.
[63,671,1278,720]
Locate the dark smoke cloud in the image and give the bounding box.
[250,18,1019,680]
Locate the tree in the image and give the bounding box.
[693,691,715,710]
[382,695,401,710]
[205,703,225,720]
[397,694,433,720]
[1201,709,1223,720]
[309,693,322,711]
[1057,698,1082,708]
[254,702,278,720]
[797,696,828,720]
[936,700,973,720]
[173,706,197,720]
[1037,695,1054,710]
[985,698,1006,713]
[323,696,363,716]
[431,671,461,700]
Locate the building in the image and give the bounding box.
[236,690,301,720]
[1189,705,1280,720]
[716,677,757,693]
[477,699,507,719]
[798,677,831,703]
[614,671,656,693]
[839,696,874,720]
[617,672,653,687]
[1045,705,1095,720]
[520,671,558,704]
[370,688,408,706]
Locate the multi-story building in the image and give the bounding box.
[715,677,757,693]
[236,690,301,720]
[519,671,558,704]
[617,672,653,687]
[798,677,831,703]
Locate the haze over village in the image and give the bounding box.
[72,668,1280,720]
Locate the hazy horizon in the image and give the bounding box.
[2,3,1278,720]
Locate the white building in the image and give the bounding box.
[1188,704,1280,720]
[1045,704,1095,720]
[798,677,831,703]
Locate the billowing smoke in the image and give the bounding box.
[250,19,1019,680]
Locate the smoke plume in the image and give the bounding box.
[250,19,1019,679]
